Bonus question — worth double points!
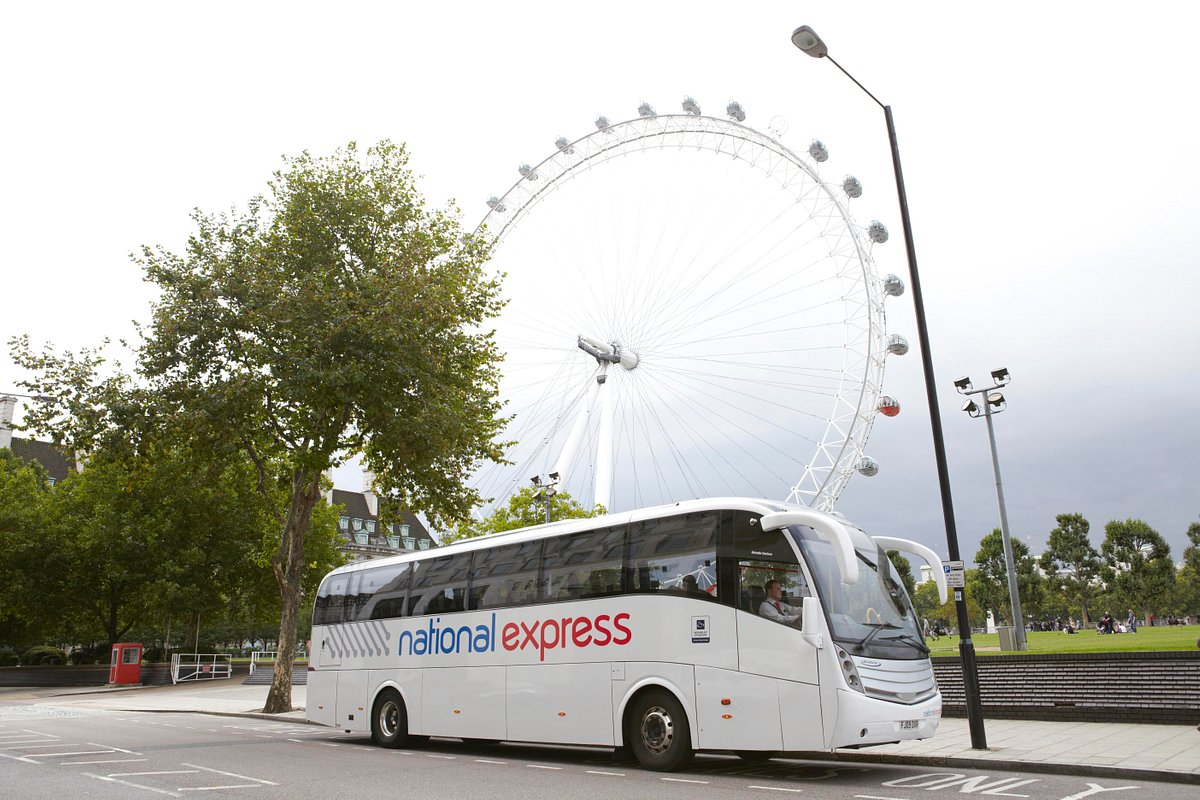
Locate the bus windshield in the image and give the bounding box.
[789,526,926,659]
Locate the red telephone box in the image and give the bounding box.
[109,642,143,685]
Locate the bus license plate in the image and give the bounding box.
[899,720,920,730]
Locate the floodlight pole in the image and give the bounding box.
[791,25,988,749]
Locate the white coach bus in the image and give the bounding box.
[307,498,947,771]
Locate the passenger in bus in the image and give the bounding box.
[682,575,703,596]
[759,579,803,626]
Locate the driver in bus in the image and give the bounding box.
[759,579,803,626]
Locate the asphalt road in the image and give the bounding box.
[0,703,1190,800]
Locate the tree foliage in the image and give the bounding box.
[0,450,57,648]
[1100,518,1174,618]
[972,528,1044,625]
[1038,512,1102,625]
[443,486,604,542]
[886,550,916,597]
[130,141,505,712]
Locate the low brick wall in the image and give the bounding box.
[932,650,1200,725]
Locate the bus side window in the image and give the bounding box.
[627,511,719,599]
[314,573,350,625]
[365,563,411,620]
[472,541,540,611]
[543,525,625,602]
[408,553,471,617]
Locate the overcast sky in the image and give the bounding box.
[3,2,1197,561]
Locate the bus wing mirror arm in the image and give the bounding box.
[871,535,948,606]
[759,510,858,585]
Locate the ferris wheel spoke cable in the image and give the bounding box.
[637,371,777,491]
[653,363,841,397]
[649,362,832,424]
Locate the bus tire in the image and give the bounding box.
[371,688,412,749]
[626,688,693,772]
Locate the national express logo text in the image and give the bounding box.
[397,612,632,662]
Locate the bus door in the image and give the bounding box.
[723,511,824,750]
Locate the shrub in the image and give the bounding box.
[21,646,68,666]
[0,652,18,667]
[68,647,102,665]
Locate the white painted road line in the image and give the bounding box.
[474,759,507,764]
[428,754,456,759]
[585,770,626,776]
[179,785,259,792]
[62,758,150,765]
[662,777,709,784]
[183,763,279,786]
[83,772,182,797]
[750,787,805,794]
[110,770,199,777]
[526,764,563,770]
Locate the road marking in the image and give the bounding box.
[83,772,182,797]
[62,758,150,765]
[662,777,709,784]
[749,787,804,794]
[179,785,259,792]
[526,764,563,770]
[428,754,457,759]
[182,763,279,785]
[855,795,907,800]
[4,742,84,749]
[475,759,507,764]
[111,770,200,777]
[29,749,120,758]
[586,770,626,776]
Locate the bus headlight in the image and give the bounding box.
[838,648,864,693]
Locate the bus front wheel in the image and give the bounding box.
[626,688,693,772]
[371,688,415,749]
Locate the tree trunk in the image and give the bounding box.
[184,610,200,652]
[262,469,321,714]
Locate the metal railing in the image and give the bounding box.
[249,649,306,675]
[170,653,232,684]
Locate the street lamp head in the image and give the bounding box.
[961,399,980,416]
[953,376,973,393]
[990,367,1011,386]
[987,391,1006,409]
[530,475,541,486]
[791,25,828,58]
[548,471,560,482]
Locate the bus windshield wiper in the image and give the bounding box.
[854,621,900,651]
[882,632,930,655]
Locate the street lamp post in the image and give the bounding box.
[791,25,988,749]
[956,369,1027,651]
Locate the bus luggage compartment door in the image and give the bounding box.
[336,670,369,732]
[307,669,337,727]
[507,663,614,745]
[694,666,782,751]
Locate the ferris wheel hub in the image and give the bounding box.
[577,334,639,371]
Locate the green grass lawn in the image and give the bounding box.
[926,624,1199,656]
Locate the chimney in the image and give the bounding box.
[362,468,378,516]
[322,468,334,505]
[0,396,16,450]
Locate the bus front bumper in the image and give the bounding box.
[829,689,942,748]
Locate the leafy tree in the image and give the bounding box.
[886,550,916,597]
[972,528,1044,625]
[0,449,57,648]
[1100,518,1174,620]
[132,141,505,712]
[443,486,604,542]
[1176,521,1200,617]
[1038,513,1102,626]
[911,577,983,633]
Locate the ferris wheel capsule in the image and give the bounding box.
[519,163,538,180]
[868,220,889,243]
[809,139,829,162]
[555,136,574,154]
[682,96,701,115]
[595,115,611,131]
[486,196,506,213]
[882,274,905,297]
[638,101,656,118]
[842,175,863,198]
[878,396,901,417]
[726,100,746,122]
[886,334,909,356]
[856,456,880,477]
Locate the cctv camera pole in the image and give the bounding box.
[791,25,987,748]
[977,387,1027,651]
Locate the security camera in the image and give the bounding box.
[953,376,973,392]
[990,367,1010,386]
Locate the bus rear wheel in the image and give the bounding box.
[371,688,414,748]
[626,688,693,772]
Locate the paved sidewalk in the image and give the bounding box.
[12,681,1199,783]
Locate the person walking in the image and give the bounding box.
[1127,609,1137,633]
